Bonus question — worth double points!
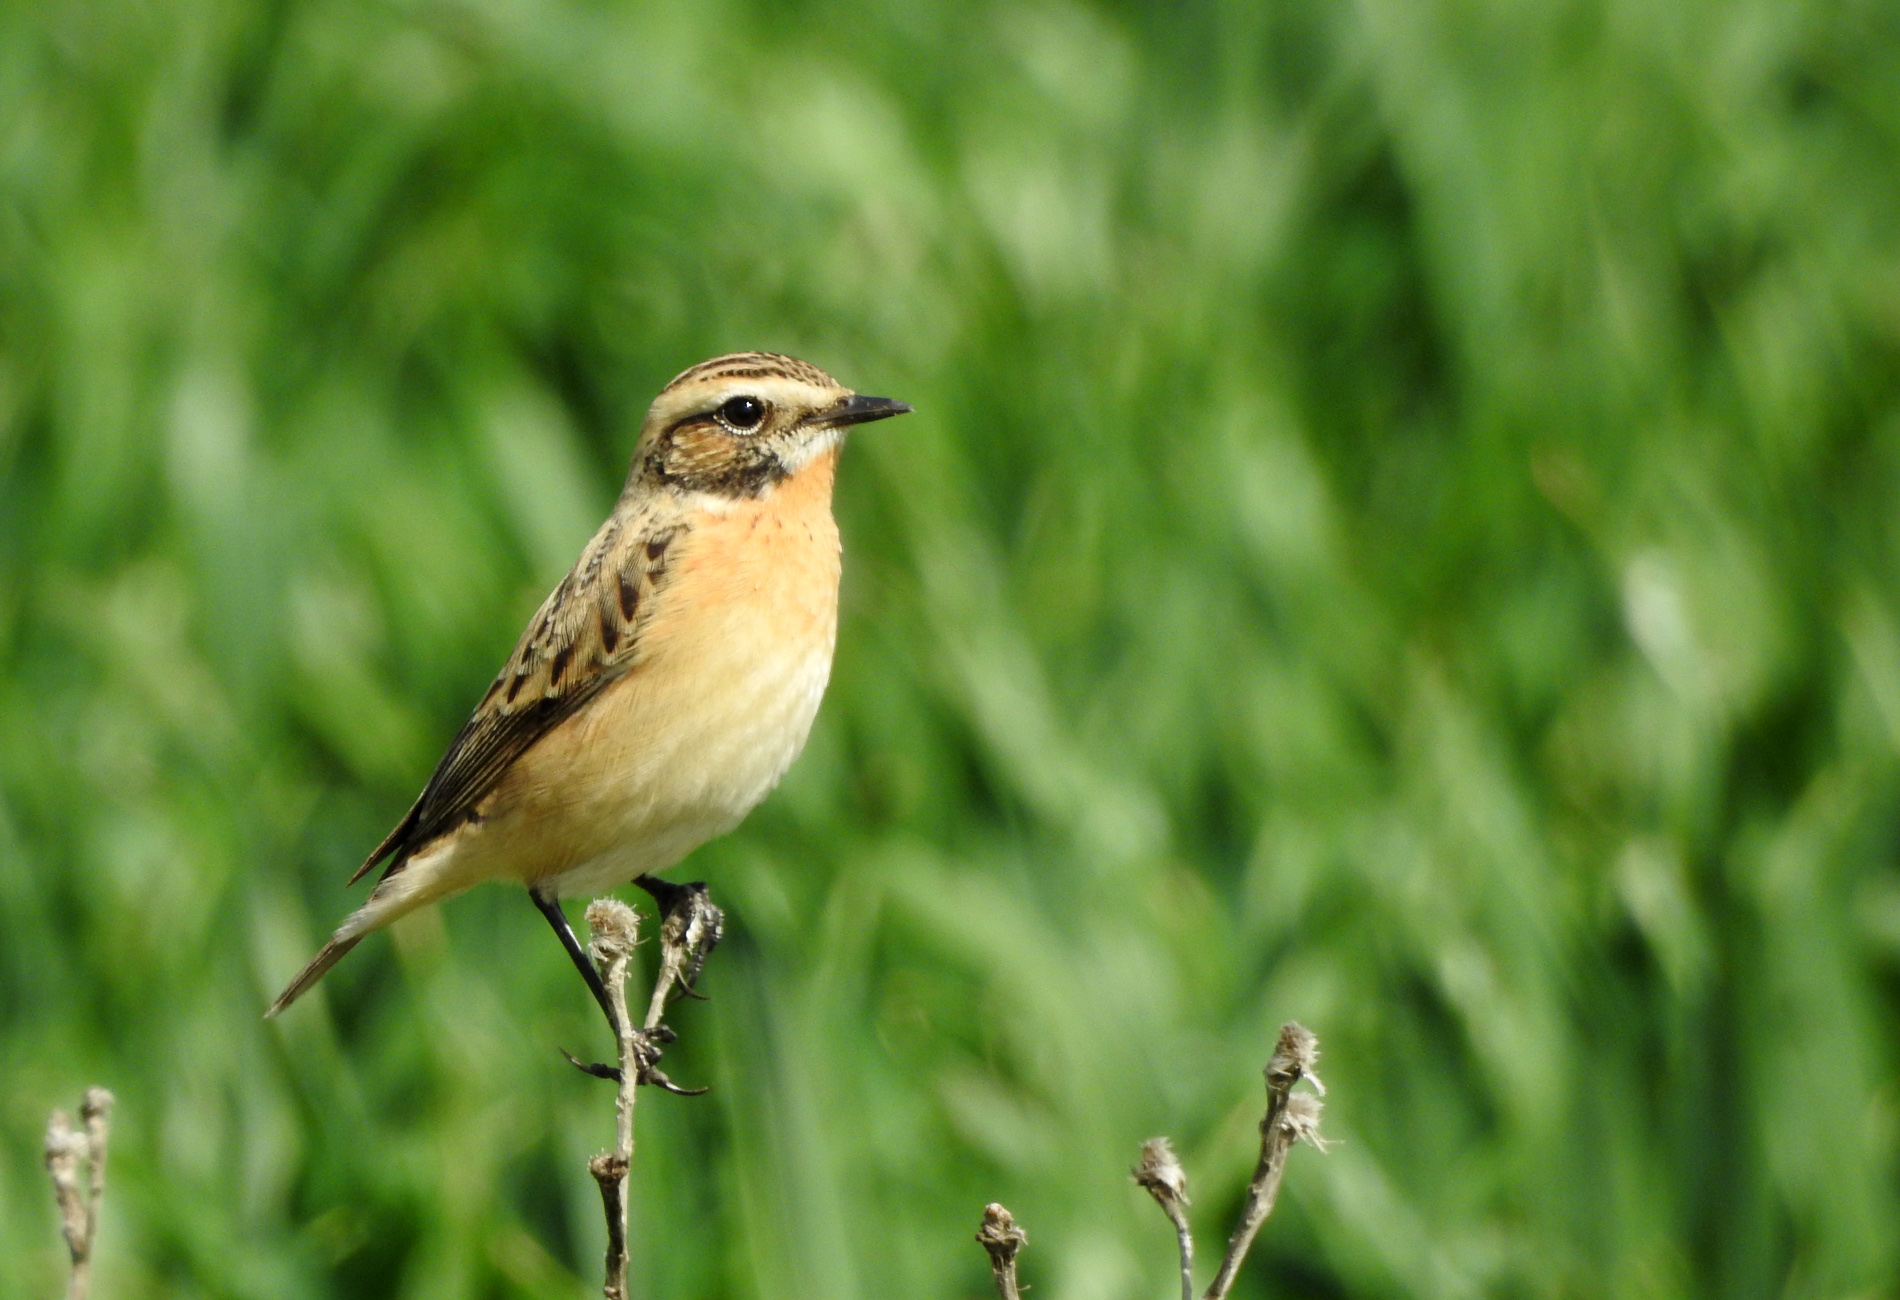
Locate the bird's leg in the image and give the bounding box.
[533,884,716,1093]
[530,887,624,1082]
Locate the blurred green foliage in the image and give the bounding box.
[4,0,1900,1296]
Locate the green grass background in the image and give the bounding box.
[4,0,1899,1296]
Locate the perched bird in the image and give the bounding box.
[267,352,909,1053]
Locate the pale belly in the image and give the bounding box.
[534,630,836,896]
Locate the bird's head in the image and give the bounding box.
[631,352,910,498]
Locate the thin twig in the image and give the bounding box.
[1202,1022,1327,1300]
[976,1203,1027,1300]
[44,1087,114,1300]
[585,900,642,1300]
[1133,1136,1194,1300]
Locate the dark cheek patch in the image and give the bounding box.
[646,422,786,497]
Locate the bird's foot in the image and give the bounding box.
[559,1028,706,1095]
[548,879,725,1093]
[633,875,725,1005]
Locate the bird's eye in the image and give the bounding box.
[717,396,766,432]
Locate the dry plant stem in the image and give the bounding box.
[585,901,641,1300]
[1162,1198,1194,1300]
[1202,1023,1323,1300]
[44,1087,114,1300]
[1134,1137,1194,1300]
[976,1203,1027,1300]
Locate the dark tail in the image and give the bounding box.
[265,934,364,1018]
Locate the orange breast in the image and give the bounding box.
[667,443,843,639]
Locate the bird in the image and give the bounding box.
[266,351,910,1058]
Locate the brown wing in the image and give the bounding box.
[350,507,683,884]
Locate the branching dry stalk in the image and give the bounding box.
[583,880,726,1300]
[1201,1021,1327,1300]
[975,1203,1027,1300]
[44,1086,114,1300]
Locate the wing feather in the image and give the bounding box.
[350,508,682,884]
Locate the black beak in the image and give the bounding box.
[810,394,913,427]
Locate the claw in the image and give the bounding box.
[560,1048,623,1083]
[642,1069,710,1097]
